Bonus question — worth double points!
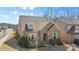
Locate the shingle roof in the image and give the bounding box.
[59,19,79,24]
[19,16,79,32]
[53,19,79,32]
[19,16,49,31]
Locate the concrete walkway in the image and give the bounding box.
[47,44,65,51]
[30,44,65,51]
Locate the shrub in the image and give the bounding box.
[17,36,45,48]
[38,40,45,47]
[74,39,79,45]
[15,31,20,40]
[16,33,45,48]
[49,38,63,45]
[32,35,34,40]
[18,36,29,48]
[29,39,45,48]
[28,37,35,48]
[57,38,63,45]
[17,36,32,48]
[49,38,56,45]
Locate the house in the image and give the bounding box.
[0,23,17,30]
[54,19,79,43]
[0,25,8,36]
[18,16,79,43]
[0,23,17,36]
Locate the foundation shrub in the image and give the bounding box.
[37,39,45,47]
[49,38,63,45]
[18,36,29,48]
[15,31,46,48]
[57,38,63,45]
[74,39,79,45]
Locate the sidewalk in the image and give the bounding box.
[47,44,65,51]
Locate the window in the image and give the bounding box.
[68,25,79,33]
[29,24,33,28]
[28,23,34,29]
[25,23,34,31]
[25,24,29,31]
[52,32,59,39]
[75,26,79,32]
[68,25,72,30]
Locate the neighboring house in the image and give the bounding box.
[0,23,17,30]
[0,25,8,36]
[0,23,17,36]
[54,20,79,43]
[18,16,79,43]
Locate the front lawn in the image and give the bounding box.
[0,35,3,39]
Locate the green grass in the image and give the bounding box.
[0,35,3,39]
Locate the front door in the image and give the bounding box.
[43,33,48,41]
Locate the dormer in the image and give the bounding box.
[25,22,34,31]
[67,24,79,33]
[28,22,34,29]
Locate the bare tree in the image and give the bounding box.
[44,7,79,20]
[65,7,79,20]
[65,7,71,19]
[43,7,58,20]
[74,8,79,19]
[43,10,49,19]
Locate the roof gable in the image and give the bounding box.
[41,21,54,31]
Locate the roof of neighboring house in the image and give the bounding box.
[53,19,79,33]
[53,19,67,31]
[59,19,79,25]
